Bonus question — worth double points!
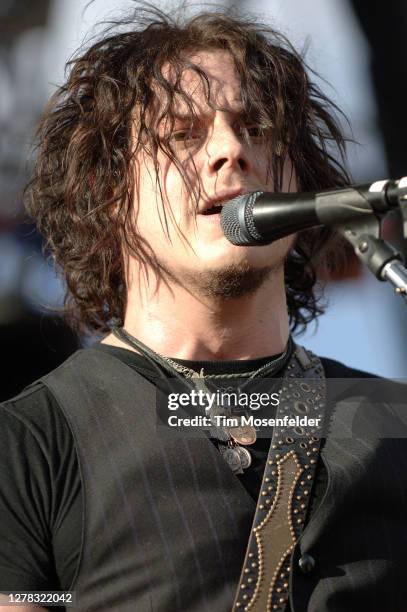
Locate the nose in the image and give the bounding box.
[206,119,251,175]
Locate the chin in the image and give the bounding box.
[184,257,278,300]
[204,240,279,270]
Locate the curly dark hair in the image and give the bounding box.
[25,1,351,335]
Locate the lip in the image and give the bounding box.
[199,189,247,214]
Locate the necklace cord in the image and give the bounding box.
[112,327,194,390]
[110,326,295,472]
[112,326,293,384]
[112,326,293,404]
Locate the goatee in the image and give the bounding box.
[161,261,281,299]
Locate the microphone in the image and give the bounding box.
[220,177,407,246]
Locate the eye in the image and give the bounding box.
[246,126,265,139]
[170,130,203,146]
[171,130,190,141]
[234,121,267,141]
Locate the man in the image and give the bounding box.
[1,4,406,612]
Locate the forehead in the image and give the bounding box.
[160,49,243,117]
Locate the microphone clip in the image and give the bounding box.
[336,214,407,303]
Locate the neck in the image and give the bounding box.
[104,267,290,361]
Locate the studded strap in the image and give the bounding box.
[233,345,326,611]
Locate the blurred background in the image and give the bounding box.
[1,0,406,401]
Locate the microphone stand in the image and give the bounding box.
[336,194,407,303]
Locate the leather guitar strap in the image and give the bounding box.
[232,344,326,611]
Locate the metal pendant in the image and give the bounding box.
[237,445,252,470]
[220,446,244,474]
[220,445,252,474]
[229,424,257,446]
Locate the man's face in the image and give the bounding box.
[130,49,296,297]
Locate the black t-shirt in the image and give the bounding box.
[0,343,373,595]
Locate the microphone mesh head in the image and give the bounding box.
[220,193,262,245]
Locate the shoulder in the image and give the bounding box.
[0,381,79,493]
[319,356,378,379]
[1,380,71,446]
[315,355,407,438]
[38,346,130,387]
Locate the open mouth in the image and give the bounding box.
[202,205,223,215]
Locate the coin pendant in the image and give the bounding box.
[221,447,243,474]
[237,445,252,470]
[229,425,257,446]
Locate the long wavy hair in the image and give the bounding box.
[25,2,351,335]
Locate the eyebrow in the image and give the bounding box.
[171,106,257,122]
